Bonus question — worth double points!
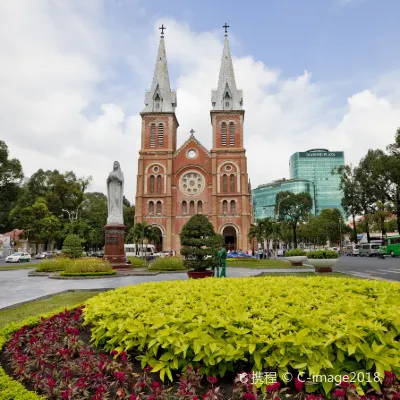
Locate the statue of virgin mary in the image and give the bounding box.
[107,161,124,225]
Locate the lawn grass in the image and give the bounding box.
[226,258,309,268]
[0,290,102,328]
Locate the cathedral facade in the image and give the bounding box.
[134,29,253,253]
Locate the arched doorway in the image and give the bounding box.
[152,227,163,252]
[222,226,237,251]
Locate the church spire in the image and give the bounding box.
[211,24,243,111]
[143,26,177,113]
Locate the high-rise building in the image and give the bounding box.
[289,149,344,215]
[134,27,253,253]
[252,178,315,221]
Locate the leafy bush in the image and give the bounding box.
[148,256,186,271]
[285,249,307,257]
[62,234,83,258]
[308,249,339,259]
[226,257,258,262]
[127,256,147,267]
[36,257,70,272]
[64,258,112,273]
[84,277,400,394]
[60,270,116,277]
[180,215,223,271]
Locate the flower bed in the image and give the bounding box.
[36,258,113,274]
[84,277,400,396]
[148,256,186,271]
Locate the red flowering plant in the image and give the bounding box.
[232,372,258,399]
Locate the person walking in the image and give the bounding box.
[216,245,227,278]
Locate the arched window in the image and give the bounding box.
[158,123,164,147]
[182,201,187,214]
[156,201,162,214]
[221,122,227,146]
[230,174,235,192]
[222,200,228,213]
[230,200,236,214]
[222,174,228,193]
[149,201,154,215]
[197,201,203,214]
[189,201,195,215]
[149,175,155,194]
[157,175,162,194]
[229,122,235,146]
[150,123,156,148]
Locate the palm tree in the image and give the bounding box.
[131,222,158,264]
[248,220,267,259]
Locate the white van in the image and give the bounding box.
[124,244,156,258]
[345,244,360,256]
[359,243,381,257]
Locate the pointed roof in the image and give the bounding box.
[211,36,243,111]
[143,36,177,113]
[174,131,211,158]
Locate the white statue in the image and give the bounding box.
[107,161,124,225]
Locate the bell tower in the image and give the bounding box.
[210,24,253,251]
[135,25,178,250]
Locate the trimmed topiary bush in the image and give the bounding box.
[180,215,223,271]
[308,249,339,259]
[62,234,83,258]
[148,256,186,271]
[285,248,307,257]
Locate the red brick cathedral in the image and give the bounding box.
[135,27,254,253]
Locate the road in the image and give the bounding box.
[335,255,400,281]
[0,258,43,267]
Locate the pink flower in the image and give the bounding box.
[243,393,257,400]
[334,389,346,397]
[207,376,218,385]
[152,381,160,389]
[340,381,350,388]
[294,377,304,392]
[110,350,118,356]
[114,371,126,382]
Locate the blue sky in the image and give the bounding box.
[1,0,400,200]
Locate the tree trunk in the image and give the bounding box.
[366,218,371,243]
[266,241,270,259]
[293,226,298,249]
[352,213,357,243]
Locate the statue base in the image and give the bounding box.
[104,224,128,269]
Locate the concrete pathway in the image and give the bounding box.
[0,268,314,309]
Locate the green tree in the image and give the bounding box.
[248,218,274,258]
[180,215,223,271]
[9,198,61,251]
[386,128,400,233]
[0,140,23,232]
[123,196,135,238]
[337,165,361,243]
[131,222,158,264]
[276,191,313,248]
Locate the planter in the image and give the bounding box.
[308,258,338,273]
[284,256,308,266]
[187,270,214,279]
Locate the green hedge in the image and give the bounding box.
[148,256,186,271]
[285,249,307,257]
[84,277,400,394]
[36,258,70,272]
[36,258,112,273]
[127,257,147,267]
[226,257,258,262]
[308,249,339,259]
[60,271,116,277]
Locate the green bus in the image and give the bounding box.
[380,235,400,257]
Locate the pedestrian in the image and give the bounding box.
[216,245,227,278]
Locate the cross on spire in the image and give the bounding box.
[190,129,195,135]
[159,24,166,37]
[223,23,230,36]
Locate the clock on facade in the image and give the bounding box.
[187,149,197,159]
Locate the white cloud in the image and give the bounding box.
[1,2,399,204]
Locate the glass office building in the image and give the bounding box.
[289,149,345,215]
[252,178,315,221]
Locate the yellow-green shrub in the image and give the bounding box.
[64,258,112,273]
[127,257,147,267]
[148,256,186,271]
[84,277,400,393]
[35,258,71,272]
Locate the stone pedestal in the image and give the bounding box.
[104,224,127,269]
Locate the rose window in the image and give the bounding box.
[180,172,205,195]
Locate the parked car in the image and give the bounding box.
[35,252,47,259]
[5,252,31,263]
[359,243,381,257]
[92,250,104,258]
[345,244,360,256]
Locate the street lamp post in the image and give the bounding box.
[274,195,290,259]
[338,216,343,254]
